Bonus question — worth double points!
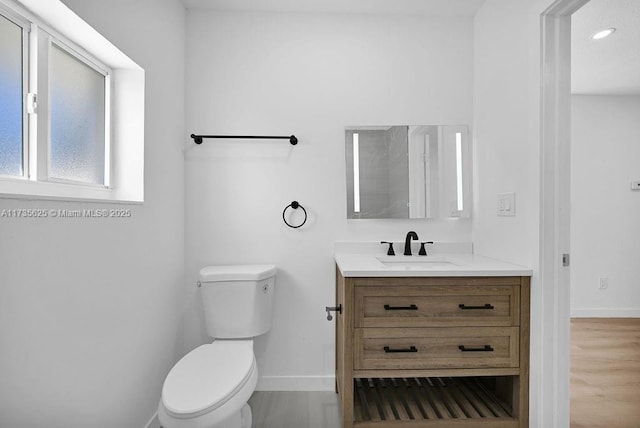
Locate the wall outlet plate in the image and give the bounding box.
[631,181,640,191]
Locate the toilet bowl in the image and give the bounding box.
[158,340,256,428]
[158,265,276,428]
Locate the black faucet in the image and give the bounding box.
[403,231,419,256]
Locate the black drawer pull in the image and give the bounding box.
[458,345,494,352]
[459,303,495,310]
[384,346,418,353]
[384,304,418,311]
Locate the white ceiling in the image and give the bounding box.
[181,0,638,95]
[572,0,640,95]
[181,0,486,16]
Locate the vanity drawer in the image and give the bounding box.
[355,282,520,328]
[354,327,519,370]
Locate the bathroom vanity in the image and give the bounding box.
[333,248,531,428]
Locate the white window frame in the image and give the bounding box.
[0,5,112,187]
[0,0,144,203]
[0,3,30,180]
[43,34,112,188]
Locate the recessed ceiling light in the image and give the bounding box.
[591,28,616,40]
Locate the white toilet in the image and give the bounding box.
[158,265,277,428]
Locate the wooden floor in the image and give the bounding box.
[248,391,341,428]
[571,318,640,428]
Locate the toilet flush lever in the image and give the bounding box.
[325,305,342,321]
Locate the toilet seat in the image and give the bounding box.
[161,340,256,419]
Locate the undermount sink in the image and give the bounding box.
[376,256,458,269]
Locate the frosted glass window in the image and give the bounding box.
[50,44,106,185]
[0,14,24,177]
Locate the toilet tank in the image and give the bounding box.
[199,265,276,339]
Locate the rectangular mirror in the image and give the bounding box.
[345,125,471,219]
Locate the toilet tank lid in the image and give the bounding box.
[199,264,277,282]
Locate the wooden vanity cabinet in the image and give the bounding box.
[335,269,530,428]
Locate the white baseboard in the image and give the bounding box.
[256,375,335,391]
[571,308,640,318]
[144,412,160,428]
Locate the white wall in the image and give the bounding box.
[0,0,185,427]
[185,10,474,390]
[570,95,640,317]
[473,0,560,426]
[472,0,536,265]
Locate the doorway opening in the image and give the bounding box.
[569,0,640,426]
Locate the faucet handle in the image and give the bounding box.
[418,241,434,256]
[380,241,395,256]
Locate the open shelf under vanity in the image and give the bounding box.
[353,376,518,427]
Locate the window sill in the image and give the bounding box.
[0,177,143,204]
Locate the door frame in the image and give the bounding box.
[539,0,589,426]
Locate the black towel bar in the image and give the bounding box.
[191,134,298,145]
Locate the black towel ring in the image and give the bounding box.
[282,201,307,229]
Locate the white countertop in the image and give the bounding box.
[334,242,532,277]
